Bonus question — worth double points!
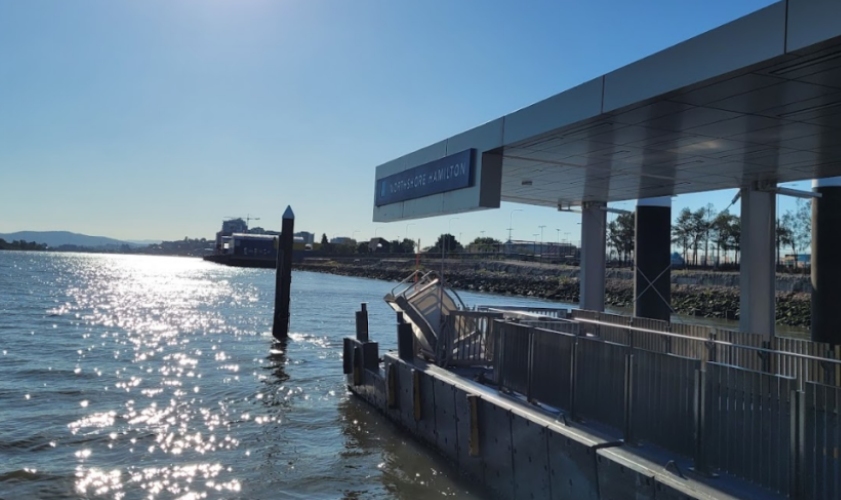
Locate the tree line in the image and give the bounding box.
[319,232,492,255]
[0,238,48,251]
[607,199,812,266]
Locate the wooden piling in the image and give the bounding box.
[272,205,294,341]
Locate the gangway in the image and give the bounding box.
[383,270,465,359]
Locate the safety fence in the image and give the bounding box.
[491,318,841,499]
[438,307,572,368]
[571,309,841,388]
[438,310,503,367]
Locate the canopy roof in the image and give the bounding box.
[375,0,841,211]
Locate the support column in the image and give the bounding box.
[739,188,776,339]
[812,177,841,344]
[580,201,606,312]
[634,197,672,321]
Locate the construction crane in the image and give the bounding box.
[223,214,261,226]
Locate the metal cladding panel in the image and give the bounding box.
[478,400,515,499]
[453,388,483,483]
[546,432,600,500]
[400,193,445,220]
[502,78,604,145]
[651,479,700,500]
[595,452,656,500]
[415,371,438,446]
[602,2,786,112]
[510,413,551,500]
[787,0,841,52]
[447,118,504,153]
[396,362,418,433]
[374,201,404,222]
[374,121,504,222]
[432,378,459,462]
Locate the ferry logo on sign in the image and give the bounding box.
[375,149,475,206]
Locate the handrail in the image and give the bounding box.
[485,308,571,321]
[574,317,841,366]
[388,269,432,296]
[389,269,467,310]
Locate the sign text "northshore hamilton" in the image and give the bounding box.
[375,149,475,206]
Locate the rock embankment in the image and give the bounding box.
[293,258,811,327]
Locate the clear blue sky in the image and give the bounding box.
[1,0,808,246]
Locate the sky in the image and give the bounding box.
[1,0,811,246]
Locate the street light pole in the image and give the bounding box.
[508,209,523,243]
[405,223,415,252]
[538,225,546,257]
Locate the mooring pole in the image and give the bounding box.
[272,205,295,341]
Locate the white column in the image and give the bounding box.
[739,188,776,339]
[580,201,607,312]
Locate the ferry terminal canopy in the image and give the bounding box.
[372,0,841,222]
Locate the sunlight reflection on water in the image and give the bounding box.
[0,252,553,499]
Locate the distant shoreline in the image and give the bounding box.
[292,258,812,328]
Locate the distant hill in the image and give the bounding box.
[0,231,139,248]
[125,239,162,246]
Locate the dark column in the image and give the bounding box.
[812,178,841,344]
[272,205,295,341]
[634,197,672,321]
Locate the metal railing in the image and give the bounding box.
[438,310,503,367]
[570,311,841,389]
[475,305,569,319]
[572,310,841,384]
[803,382,841,499]
[490,317,841,498]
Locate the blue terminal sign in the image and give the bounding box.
[375,149,476,206]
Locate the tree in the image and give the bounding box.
[429,234,462,254]
[727,216,741,264]
[776,218,793,266]
[706,210,741,266]
[470,237,501,253]
[356,242,369,254]
[607,212,634,264]
[320,233,333,253]
[385,239,415,254]
[794,198,812,260]
[701,204,716,266]
[672,208,693,265]
[688,208,709,266]
[399,238,416,254]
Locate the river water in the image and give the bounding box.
[0,251,564,500]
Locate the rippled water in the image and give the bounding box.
[0,252,560,499]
